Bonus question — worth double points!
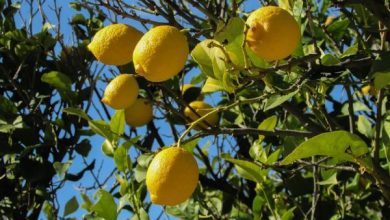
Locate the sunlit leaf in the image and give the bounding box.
[280,131,370,165]
[91,190,117,220]
[223,155,264,183]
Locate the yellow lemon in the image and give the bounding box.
[184,101,219,130]
[88,24,143,65]
[124,98,153,127]
[361,85,377,96]
[102,74,139,109]
[146,147,199,206]
[133,25,189,82]
[246,6,300,61]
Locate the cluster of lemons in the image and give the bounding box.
[88,5,300,206]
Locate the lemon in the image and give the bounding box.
[246,6,300,61]
[125,98,153,127]
[88,24,143,65]
[146,147,199,206]
[102,74,139,109]
[133,25,189,82]
[184,101,219,130]
[361,85,376,96]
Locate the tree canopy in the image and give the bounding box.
[0,0,390,219]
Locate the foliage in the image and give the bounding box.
[1,0,390,219]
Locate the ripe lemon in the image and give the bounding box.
[124,98,153,127]
[88,24,143,65]
[361,85,376,96]
[184,101,219,130]
[133,25,189,82]
[146,147,199,206]
[246,6,300,61]
[102,74,139,109]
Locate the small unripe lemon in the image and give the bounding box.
[133,25,189,82]
[88,24,143,65]
[246,6,300,61]
[146,147,199,206]
[125,98,153,127]
[184,101,219,130]
[102,74,139,109]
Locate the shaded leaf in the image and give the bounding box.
[64,196,79,216]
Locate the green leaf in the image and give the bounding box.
[281,207,296,220]
[181,138,199,153]
[134,165,147,182]
[64,196,79,216]
[63,107,90,121]
[42,201,56,220]
[357,115,373,138]
[91,190,118,220]
[340,43,358,58]
[202,77,225,93]
[114,146,129,172]
[0,95,17,115]
[137,153,154,168]
[110,110,125,138]
[191,39,217,78]
[326,19,350,40]
[214,17,246,68]
[222,156,264,183]
[64,108,113,140]
[371,52,390,90]
[80,193,93,211]
[117,194,130,212]
[75,139,92,157]
[258,115,278,142]
[321,54,340,66]
[266,148,281,165]
[318,173,338,185]
[130,208,149,220]
[41,71,76,101]
[280,131,369,165]
[89,120,113,140]
[264,91,298,111]
[53,160,72,180]
[341,102,371,115]
[116,175,129,196]
[101,140,115,157]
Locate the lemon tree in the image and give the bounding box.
[3,0,390,220]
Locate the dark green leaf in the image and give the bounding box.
[64,196,79,216]
[370,52,390,90]
[42,201,56,220]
